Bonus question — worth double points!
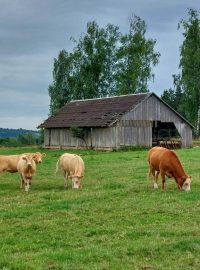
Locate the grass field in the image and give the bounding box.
[0,146,200,270]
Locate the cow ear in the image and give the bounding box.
[32,154,38,159]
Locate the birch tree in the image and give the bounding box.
[116,15,160,94]
[178,8,200,135]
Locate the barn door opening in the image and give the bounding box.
[152,121,181,148]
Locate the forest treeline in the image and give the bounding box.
[0,128,43,147]
[0,128,39,138]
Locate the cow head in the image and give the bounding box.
[22,155,34,168]
[181,176,192,192]
[32,152,46,164]
[72,176,82,189]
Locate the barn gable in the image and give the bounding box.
[38,93,193,149]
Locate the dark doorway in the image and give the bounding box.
[152,121,181,148]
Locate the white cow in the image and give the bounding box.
[17,154,36,192]
[56,153,85,189]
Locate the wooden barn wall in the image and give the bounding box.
[43,127,117,149]
[121,95,192,147]
[91,127,117,149]
[44,128,89,148]
[117,121,152,147]
[44,129,50,146]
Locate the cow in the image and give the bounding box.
[25,152,46,164]
[0,154,23,175]
[17,154,36,192]
[0,152,45,175]
[56,153,85,189]
[147,146,191,191]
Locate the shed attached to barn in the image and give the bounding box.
[38,92,193,149]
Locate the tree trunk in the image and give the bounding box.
[196,104,200,136]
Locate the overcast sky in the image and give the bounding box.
[1,0,200,130]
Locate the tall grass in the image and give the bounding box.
[0,147,199,269]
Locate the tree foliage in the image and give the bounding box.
[161,9,200,135]
[179,9,200,134]
[48,17,160,115]
[0,133,43,147]
[116,15,160,94]
[161,74,183,114]
[70,127,88,148]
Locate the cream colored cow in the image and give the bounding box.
[0,154,22,175]
[17,154,36,192]
[0,152,45,176]
[25,152,46,164]
[56,153,85,189]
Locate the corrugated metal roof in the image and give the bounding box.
[38,93,150,128]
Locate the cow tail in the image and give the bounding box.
[55,158,60,175]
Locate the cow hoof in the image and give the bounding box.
[153,183,158,189]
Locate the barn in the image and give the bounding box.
[38,92,193,150]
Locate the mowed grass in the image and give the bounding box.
[0,147,200,270]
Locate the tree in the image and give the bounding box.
[17,133,35,145]
[70,127,88,148]
[48,18,160,115]
[73,21,121,99]
[49,22,120,115]
[161,74,184,116]
[116,15,160,94]
[49,50,74,115]
[178,8,200,135]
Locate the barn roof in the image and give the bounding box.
[38,92,194,129]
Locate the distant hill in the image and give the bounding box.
[0,128,39,138]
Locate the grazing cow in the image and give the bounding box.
[56,153,85,189]
[0,152,45,175]
[17,155,36,192]
[147,146,191,191]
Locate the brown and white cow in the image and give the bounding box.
[17,154,36,192]
[147,146,191,191]
[56,153,85,189]
[0,152,45,175]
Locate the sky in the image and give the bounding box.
[1,0,200,130]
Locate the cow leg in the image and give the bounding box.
[147,167,152,181]
[64,172,68,189]
[19,174,25,189]
[154,171,159,188]
[160,171,166,191]
[151,168,159,189]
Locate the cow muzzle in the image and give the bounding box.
[72,178,81,189]
[182,178,191,192]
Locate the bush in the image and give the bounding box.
[0,131,44,147]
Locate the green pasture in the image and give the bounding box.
[0,147,199,270]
